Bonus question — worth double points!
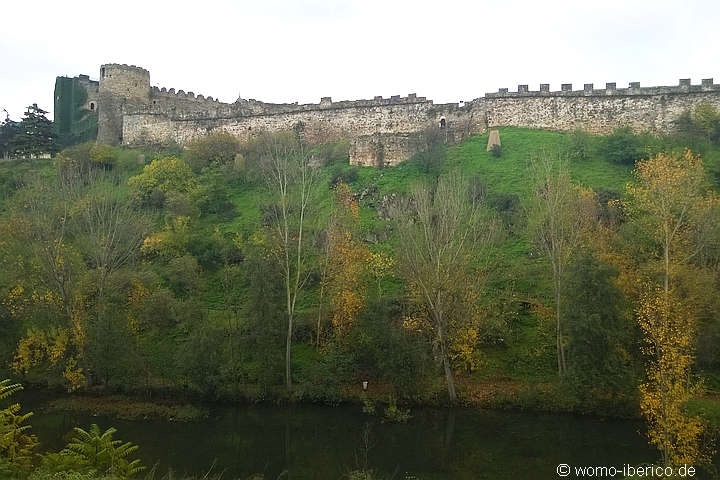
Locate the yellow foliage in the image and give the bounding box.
[3,284,26,317]
[12,330,49,374]
[141,216,190,258]
[328,230,369,335]
[325,182,370,337]
[47,328,69,365]
[450,326,481,373]
[126,279,149,334]
[401,314,430,333]
[62,357,86,392]
[637,288,710,467]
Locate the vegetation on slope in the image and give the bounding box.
[2,102,720,473]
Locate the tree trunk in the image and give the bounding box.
[556,278,567,375]
[286,312,293,392]
[437,321,457,402]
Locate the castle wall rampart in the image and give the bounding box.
[93,62,720,166]
[122,100,456,146]
[478,85,720,134]
[484,79,718,98]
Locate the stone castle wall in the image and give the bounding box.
[122,96,484,158]
[476,80,720,134]
[92,64,720,166]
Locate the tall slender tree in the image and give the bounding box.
[259,132,319,391]
[626,150,717,466]
[527,153,596,376]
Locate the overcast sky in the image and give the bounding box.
[1,0,718,121]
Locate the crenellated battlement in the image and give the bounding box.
[231,93,431,114]
[90,62,720,166]
[484,79,717,98]
[151,85,220,103]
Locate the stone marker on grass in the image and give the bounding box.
[487,130,501,152]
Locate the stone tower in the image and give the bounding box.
[97,64,150,145]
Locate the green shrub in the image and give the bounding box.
[382,394,411,423]
[490,143,502,158]
[89,144,117,167]
[599,127,644,165]
[331,166,359,185]
[565,130,591,162]
[128,156,197,206]
[184,132,240,172]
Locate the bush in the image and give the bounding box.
[194,171,236,218]
[184,131,240,172]
[599,127,644,165]
[675,103,720,146]
[330,165,359,185]
[127,156,197,206]
[490,143,502,158]
[565,130,591,162]
[89,144,116,167]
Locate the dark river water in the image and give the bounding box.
[24,393,657,479]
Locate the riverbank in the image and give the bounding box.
[23,377,641,422]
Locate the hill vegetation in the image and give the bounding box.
[2,103,720,475]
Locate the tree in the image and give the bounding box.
[625,151,710,295]
[78,172,148,385]
[315,181,369,345]
[327,183,369,337]
[8,176,88,390]
[565,251,632,391]
[625,150,717,466]
[185,131,240,171]
[10,104,57,157]
[390,171,493,402]
[0,110,20,158]
[636,288,705,466]
[599,126,644,165]
[527,153,596,376]
[259,132,320,391]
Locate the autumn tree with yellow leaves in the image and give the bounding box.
[626,150,719,466]
[390,171,495,402]
[323,182,370,339]
[2,177,88,390]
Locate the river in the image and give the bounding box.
[21,393,659,479]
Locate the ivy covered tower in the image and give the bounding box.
[53,74,99,148]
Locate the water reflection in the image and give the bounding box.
[28,399,654,479]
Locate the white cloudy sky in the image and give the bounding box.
[1,0,718,121]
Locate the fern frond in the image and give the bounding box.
[0,379,23,401]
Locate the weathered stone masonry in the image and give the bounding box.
[85,64,720,166]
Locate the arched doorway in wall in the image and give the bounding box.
[439,117,446,129]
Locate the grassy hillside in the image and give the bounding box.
[2,126,719,415]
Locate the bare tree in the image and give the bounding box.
[259,132,319,391]
[390,171,494,402]
[527,153,596,376]
[74,171,148,384]
[17,177,78,323]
